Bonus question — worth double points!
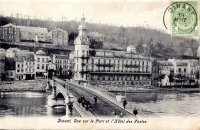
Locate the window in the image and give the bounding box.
[42,58,45,62]
[184,68,186,73]
[37,64,40,69]
[77,50,79,56]
[37,58,40,62]
[178,68,181,73]
[17,69,20,72]
[42,65,44,69]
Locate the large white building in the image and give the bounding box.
[47,28,68,46]
[35,50,51,77]
[73,16,152,87]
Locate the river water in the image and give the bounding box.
[0,92,69,117]
[0,91,200,117]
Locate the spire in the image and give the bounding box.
[81,13,86,26]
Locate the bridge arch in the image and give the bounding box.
[55,92,65,100]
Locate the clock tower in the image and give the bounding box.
[74,14,90,82]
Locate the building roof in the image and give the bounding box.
[0,48,5,52]
[15,53,34,62]
[157,61,174,66]
[17,25,48,34]
[92,49,147,59]
[176,61,188,66]
[35,50,47,55]
[2,23,16,28]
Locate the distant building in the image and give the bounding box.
[47,28,68,46]
[35,50,51,77]
[168,59,198,77]
[6,48,21,58]
[52,54,71,76]
[15,52,36,80]
[5,57,16,81]
[0,48,6,80]
[152,60,174,86]
[127,45,137,53]
[0,23,20,42]
[152,59,199,87]
[73,16,152,87]
[17,25,48,42]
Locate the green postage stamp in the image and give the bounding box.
[171,1,198,36]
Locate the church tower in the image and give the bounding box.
[74,14,90,82]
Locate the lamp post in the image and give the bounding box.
[65,79,74,117]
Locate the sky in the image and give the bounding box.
[0,0,171,31]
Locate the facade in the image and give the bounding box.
[152,59,199,87]
[73,16,152,87]
[152,60,174,86]
[17,25,48,42]
[168,59,198,78]
[5,57,16,81]
[52,54,71,76]
[0,48,6,80]
[6,48,21,58]
[47,28,68,46]
[15,52,36,80]
[0,23,20,42]
[35,50,51,77]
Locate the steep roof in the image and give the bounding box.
[157,61,173,66]
[176,61,188,66]
[35,50,47,55]
[17,25,48,34]
[2,23,16,28]
[15,53,34,62]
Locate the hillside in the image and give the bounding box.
[0,15,199,59]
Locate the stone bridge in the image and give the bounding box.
[47,79,94,117]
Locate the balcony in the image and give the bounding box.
[81,55,89,59]
[89,71,151,75]
[124,64,139,68]
[80,70,90,74]
[95,63,114,67]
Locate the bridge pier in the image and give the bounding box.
[47,82,57,107]
[45,80,50,91]
[46,105,54,116]
[47,80,74,117]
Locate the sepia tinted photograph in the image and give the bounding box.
[0,0,199,129]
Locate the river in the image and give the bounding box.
[125,92,200,117]
[0,92,79,117]
[0,91,200,117]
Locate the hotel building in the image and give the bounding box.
[73,16,152,87]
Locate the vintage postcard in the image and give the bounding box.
[0,0,199,129]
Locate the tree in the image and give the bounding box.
[136,39,144,54]
[68,31,78,46]
[89,38,103,49]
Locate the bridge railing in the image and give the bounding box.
[55,80,95,117]
[85,84,117,99]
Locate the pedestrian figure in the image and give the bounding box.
[85,100,89,111]
[133,108,138,117]
[78,98,81,105]
[87,100,91,108]
[123,99,127,109]
[119,112,123,118]
[81,96,85,102]
[112,110,117,116]
[94,96,97,104]
[81,96,85,107]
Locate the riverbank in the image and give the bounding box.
[0,79,47,92]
